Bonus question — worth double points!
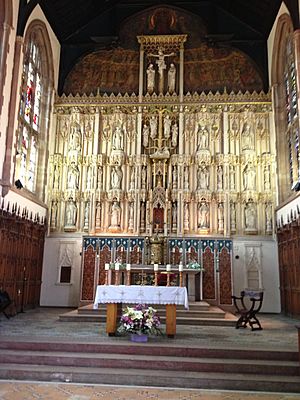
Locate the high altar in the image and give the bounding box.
[47,15,275,308]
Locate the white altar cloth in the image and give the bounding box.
[94,285,189,309]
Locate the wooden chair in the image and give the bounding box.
[0,290,12,319]
[232,289,264,331]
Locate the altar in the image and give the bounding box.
[94,285,189,338]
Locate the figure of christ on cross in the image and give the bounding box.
[149,47,174,93]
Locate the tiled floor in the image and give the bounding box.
[0,308,299,399]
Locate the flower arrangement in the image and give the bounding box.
[187,261,205,271]
[117,304,162,336]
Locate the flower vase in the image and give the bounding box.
[130,333,148,343]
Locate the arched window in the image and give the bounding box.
[15,22,53,194]
[284,34,299,187]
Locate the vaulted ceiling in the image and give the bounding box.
[18,0,300,93]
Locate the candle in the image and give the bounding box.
[154,264,159,271]
[179,264,183,272]
[115,263,120,271]
[126,263,131,271]
[105,263,110,271]
[166,264,171,272]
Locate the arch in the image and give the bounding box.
[0,0,13,115]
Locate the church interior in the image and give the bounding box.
[1,0,300,395]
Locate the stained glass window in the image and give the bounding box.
[16,36,42,192]
[284,35,299,187]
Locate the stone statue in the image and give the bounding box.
[244,164,256,190]
[50,201,57,229]
[150,116,158,139]
[264,165,271,190]
[97,166,103,190]
[110,201,121,228]
[184,167,189,189]
[69,122,81,153]
[198,202,209,228]
[172,202,177,229]
[111,166,123,189]
[229,165,235,190]
[86,166,92,190]
[171,123,178,147]
[172,166,178,189]
[217,166,223,190]
[167,63,176,93]
[197,166,209,190]
[197,125,209,150]
[53,166,60,190]
[146,63,155,94]
[265,203,272,232]
[241,121,254,150]
[67,162,79,190]
[128,202,134,232]
[245,202,256,230]
[218,203,224,231]
[142,124,149,147]
[130,167,135,190]
[184,203,189,231]
[112,125,124,151]
[84,201,90,230]
[164,115,171,139]
[140,202,145,231]
[230,202,236,231]
[141,166,147,189]
[65,199,77,227]
[95,201,101,229]
[149,47,174,78]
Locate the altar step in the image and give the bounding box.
[59,301,237,326]
[0,340,299,392]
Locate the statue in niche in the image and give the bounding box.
[140,202,145,231]
[245,202,256,230]
[241,121,254,150]
[142,124,149,147]
[230,202,236,231]
[110,201,121,228]
[111,165,123,189]
[65,199,77,227]
[167,63,176,93]
[130,167,135,190]
[171,123,178,147]
[172,202,177,229]
[164,115,171,139]
[86,166,92,190]
[184,167,189,189]
[146,63,155,94]
[217,166,223,190]
[97,166,103,190]
[128,202,134,232]
[95,202,101,229]
[197,125,209,150]
[184,203,189,231]
[141,166,147,189]
[112,125,124,151]
[69,122,81,153]
[150,116,158,139]
[84,202,90,230]
[264,165,271,190]
[265,203,272,232]
[172,166,178,189]
[50,201,57,229]
[229,165,235,190]
[53,166,60,190]
[197,166,209,190]
[218,203,224,231]
[198,201,209,229]
[244,164,256,191]
[67,162,79,190]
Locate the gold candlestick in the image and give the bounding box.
[126,270,131,286]
[167,272,170,287]
[154,271,158,286]
[115,270,119,285]
[179,271,183,287]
